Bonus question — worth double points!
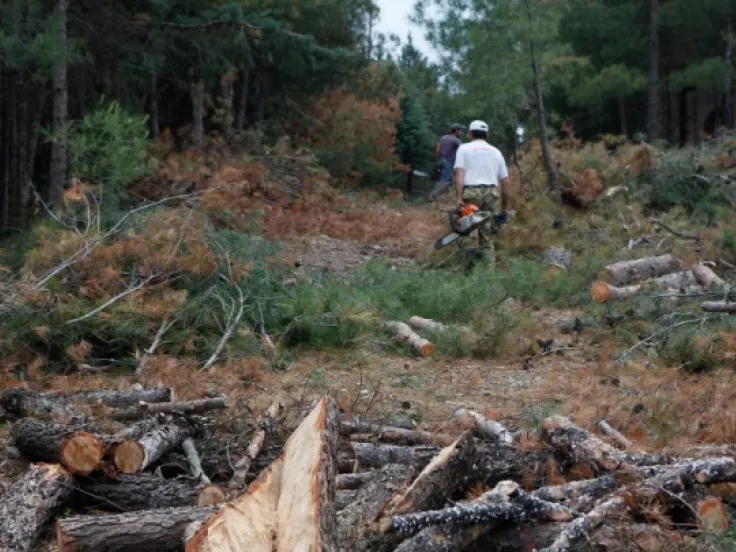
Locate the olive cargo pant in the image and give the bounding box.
[461,186,500,268]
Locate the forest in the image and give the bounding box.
[5,1,736,551]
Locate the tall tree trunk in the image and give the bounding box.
[368,11,374,59]
[219,69,235,141]
[150,71,160,140]
[647,0,661,141]
[257,73,268,123]
[49,0,69,208]
[725,14,733,128]
[525,0,560,226]
[0,62,5,230]
[235,67,249,132]
[191,78,204,152]
[619,96,628,138]
[406,167,414,196]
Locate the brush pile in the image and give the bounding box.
[3,392,736,551]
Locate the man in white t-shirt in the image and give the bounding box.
[454,120,510,268]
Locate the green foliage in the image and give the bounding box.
[68,102,152,221]
[569,64,647,111]
[670,57,730,93]
[395,86,435,170]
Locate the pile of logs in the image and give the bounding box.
[591,255,736,311]
[6,389,736,551]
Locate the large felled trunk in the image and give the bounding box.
[114,417,195,473]
[0,463,73,552]
[57,506,219,552]
[603,254,680,286]
[49,0,69,207]
[187,397,338,552]
[75,474,226,511]
[11,418,105,475]
[647,0,661,141]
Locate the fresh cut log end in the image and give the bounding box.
[697,496,729,533]
[591,281,612,303]
[60,432,104,475]
[385,321,435,357]
[113,440,146,474]
[195,485,227,507]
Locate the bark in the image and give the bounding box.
[57,506,219,552]
[336,489,358,511]
[453,409,513,444]
[109,397,225,421]
[182,438,211,484]
[1,387,80,419]
[336,471,374,490]
[591,281,641,303]
[12,418,105,475]
[337,464,411,550]
[257,73,268,122]
[191,78,205,152]
[218,70,235,140]
[49,0,69,207]
[76,474,225,511]
[619,96,628,138]
[235,67,250,132]
[352,442,440,470]
[539,496,626,552]
[229,401,282,490]
[0,463,74,552]
[384,321,435,357]
[692,263,726,290]
[726,14,734,128]
[531,476,617,512]
[409,316,447,332]
[381,489,575,537]
[150,71,160,139]
[647,0,661,141]
[542,416,666,470]
[114,418,195,473]
[60,386,174,407]
[340,420,455,447]
[702,301,736,313]
[603,254,680,286]
[473,441,550,488]
[187,397,338,552]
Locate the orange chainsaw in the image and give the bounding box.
[434,204,508,250]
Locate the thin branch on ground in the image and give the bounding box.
[617,317,706,364]
[66,273,158,325]
[136,317,176,375]
[652,220,700,241]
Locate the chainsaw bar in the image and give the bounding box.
[434,212,492,250]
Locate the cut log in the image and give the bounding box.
[59,387,174,407]
[352,442,440,470]
[539,496,626,552]
[702,301,736,313]
[531,475,617,512]
[340,420,455,447]
[229,401,282,490]
[654,270,699,290]
[591,281,641,303]
[337,471,374,490]
[693,262,726,290]
[384,321,435,357]
[0,463,74,552]
[336,489,358,511]
[408,316,447,332]
[452,408,513,444]
[603,254,680,286]
[113,418,195,474]
[337,464,412,549]
[1,388,80,420]
[12,418,105,475]
[542,415,666,470]
[76,474,226,511]
[186,397,338,552]
[380,488,576,537]
[57,506,219,552]
[598,420,636,450]
[109,397,226,421]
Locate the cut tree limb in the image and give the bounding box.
[384,321,435,357]
[543,415,667,470]
[453,408,513,444]
[57,506,219,552]
[12,418,105,475]
[182,438,211,484]
[408,316,447,332]
[75,474,225,511]
[591,281,641,303]
[340,420,455,447]
[598,420,637,450]
[702,301,736,313]
[60,387,174,408]
[0,463,74,552]
[109,397,226,421]
[603,254,680,286]
[531,476,617,511]
[229,401,282,490]
[336,471,374,490]
[693,263,726,290]
[136,318,174,376]
[352,442,440,470]
[114,417,195,473]
[1,387,80,420]
[539,496,626,552]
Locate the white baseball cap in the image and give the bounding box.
[469,120,489,132]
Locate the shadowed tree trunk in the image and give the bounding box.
[150,71,160,139]
[725,14,733,128]
[49,0,69,207]
[235,67,250,132]
[647,0,661,141]
[619,96,628,137]
[191,77,204,152]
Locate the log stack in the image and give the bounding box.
[6,389,736,551]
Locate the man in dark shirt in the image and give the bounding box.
[430,123,465,201]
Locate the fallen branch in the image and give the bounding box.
[109,397,227,421]
[229,401,282,490]
[598,420,637,450]
[201,283,247,371]
[384,321,435,357]
[539,496,626,552]
[453,408,513,444]
[136,317,175,376]
[603,254,680,286]
[339,420,455,447]
[66,273,158,325]
[652,220,700,241]
[182,438,211,485]
[351,442,440,470]
[336,471,374,490]
[531,476,617,511]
